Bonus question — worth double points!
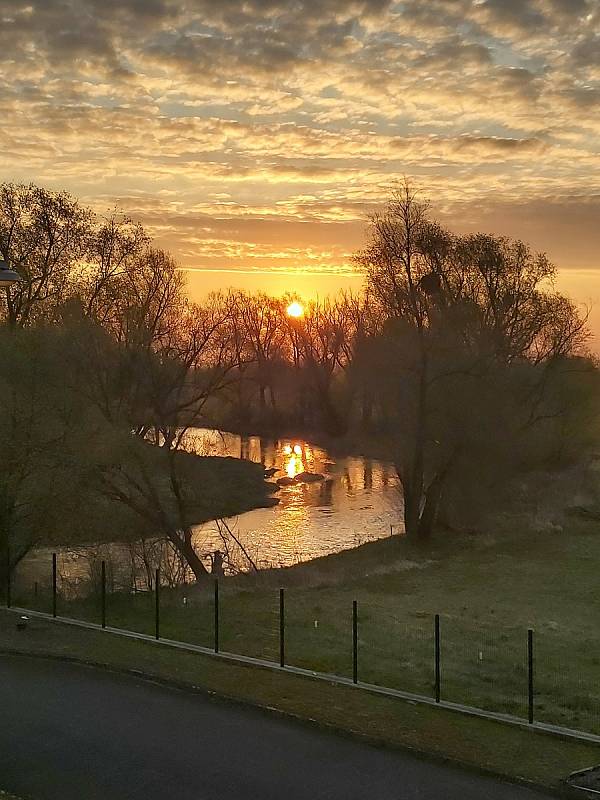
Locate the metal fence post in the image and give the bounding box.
[528,628,534,724]
[214,579,219,653]
[6,544,10,609]
[52,553,57,618]
[101,560,106,629]
[279,588,285,667]
[434,614,441,703]
[154,568,160,640]
[352,600,358,684]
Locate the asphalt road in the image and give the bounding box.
[0,654,551,800]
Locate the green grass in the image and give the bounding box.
[12,517,600,735]
[1,607,600,795]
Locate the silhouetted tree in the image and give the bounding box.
[0,183,91,326]
[355,182,589,541]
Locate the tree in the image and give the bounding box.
[355,182,589,541]
[79,212,149,323]
[238,291,286,412]
[0,326,94,590]
[294,294,363,435]
[0,182,283,585]
[0,183,91,327]
[67,284,251,581]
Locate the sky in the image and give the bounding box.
[1,0,599,342]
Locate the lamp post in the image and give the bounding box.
[1,259,22,600]
[0,260,23,286]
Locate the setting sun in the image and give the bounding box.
[286,301,304,318]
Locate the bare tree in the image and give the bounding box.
[0,183,92,326]
[73,286,258,582]
[79,212,150,323]
[355,182,589,541]
[293,295,363,435]
[238,291,287,411]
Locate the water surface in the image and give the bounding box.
[190,429,403,568]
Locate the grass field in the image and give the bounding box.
[12,515,600,736]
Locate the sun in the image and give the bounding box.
[286,301,304,318]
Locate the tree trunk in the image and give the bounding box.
[402,479,422,540]
[417,474,444,540]
[316,380,347,436]
[0,542,7,595]
[403,345,429,540]
[168,529,209,582]
[360,391,373,427]
[268,385,277,411]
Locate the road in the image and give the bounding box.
[0,654,551,800]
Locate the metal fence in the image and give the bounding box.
[6,551,600,740]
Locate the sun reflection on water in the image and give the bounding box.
[282,442,307,478]
[286,452,305,478]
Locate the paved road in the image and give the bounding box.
[0,654,551,800]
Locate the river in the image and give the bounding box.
[188,429,403,568]
[16,429,403,593]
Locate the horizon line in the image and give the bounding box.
[179,267,364,276]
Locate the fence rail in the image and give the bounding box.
[5,552,600,744]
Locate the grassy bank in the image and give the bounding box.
[12,516,600,735]
[31,451,279,551]
[1,608,599,795]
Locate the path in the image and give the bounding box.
[0,654,551,799]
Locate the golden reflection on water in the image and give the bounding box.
[286,453,304,478]
[283,442,308,478]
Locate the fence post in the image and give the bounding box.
[214,579,219,653]
[52,553,57,618]
[279,588,285,667]
[352,599,358,684]
[101,560,106,630]
[6,544,10,609]
[528,628,534,724]
[154,568,160,640]
[434,614,441,703]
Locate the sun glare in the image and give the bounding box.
[286,301,304,318]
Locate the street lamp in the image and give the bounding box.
[0,260,23,286]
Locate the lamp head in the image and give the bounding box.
[0,260,23,286]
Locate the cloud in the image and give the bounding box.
[0,0,599,290]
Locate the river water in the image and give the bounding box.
[17,429,403,592]
[188,429,403,568]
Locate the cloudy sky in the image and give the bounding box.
[1,0,599,335]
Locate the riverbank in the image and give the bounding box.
[38,452,279,550]
[1,608,598,795]
[205,418,395,463]
[15,512,600,736]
